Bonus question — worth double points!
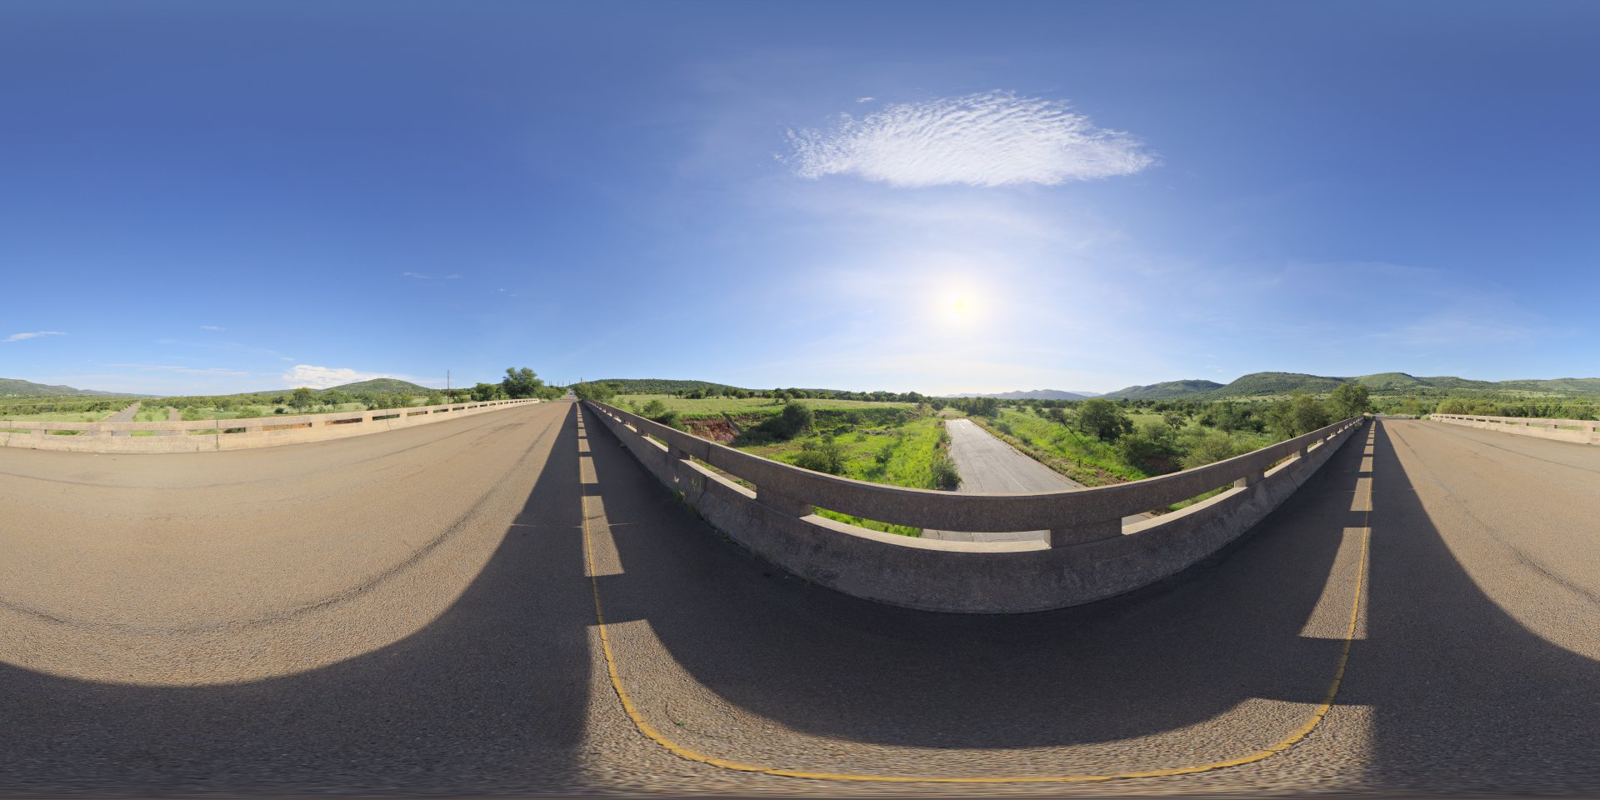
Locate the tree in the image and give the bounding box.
[793,434,846,475]
[1266,392,1331,439]
[1075,398,1133,442]
[1115,419,1176,473]
[501,367,546,399]
[1327,383,1372,420]
[289,387,316,411]
[773,401,814,438]
[470,382,505,401]
[572,381,620,403]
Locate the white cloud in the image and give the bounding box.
[856,96,875,103]
[4,330,65,343]
[199,325,225,331]
[786,91,1156,187]
[284,364,400,389]
[402,272,463,280]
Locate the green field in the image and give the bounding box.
[0,410,112,423]
[981,406,1277,488]
[738,415,954,537]
[634,395,952,537]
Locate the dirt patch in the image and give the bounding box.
[685,417,737,444]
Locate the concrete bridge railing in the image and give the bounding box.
[0,398,540,454]
[1432,413,1600,445]
[585,400,1363,613]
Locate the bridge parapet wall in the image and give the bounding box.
[0,399,541,454]
[584,400,1362,613]
[1432,413,1600,445]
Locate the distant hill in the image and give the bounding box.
[0,377,141,397]
[1215,372,1350,397]
[1497,377,1600,395]
[945,389,1099,400]
[1102,380,1225,400]
[326,378,436,395]
[592,378,747,395]
[1104,371,1600,401]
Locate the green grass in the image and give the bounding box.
[179,402,369,420]
[731,415,953,537]
[0,410,111,422]
[978,407,1278,509]
[980,408,1147,485]
[616,394,914,420]
[133,405,174,422]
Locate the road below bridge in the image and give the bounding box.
[2,404,1599,795]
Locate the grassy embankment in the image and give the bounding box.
[616,394,944,537]
[975,406,1279,511]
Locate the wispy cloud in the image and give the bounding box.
[402,272,462,280]
[284,364,424,389]
[4,330,65,343]
[199,325,225,331]
[785,91,1156,188]
[107,363,253,377]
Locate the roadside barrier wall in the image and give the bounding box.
[0,399,540,454]
[1431,413,1600,445]
[584,400,1362,613]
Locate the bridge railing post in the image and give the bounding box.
[756,488,812,518]
[1049,519,1121,547]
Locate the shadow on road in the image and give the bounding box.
[582,411,1369,753]
[1344,421,1600,792]
[0,406,594,794]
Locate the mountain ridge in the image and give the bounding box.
[1103,371,1600,400]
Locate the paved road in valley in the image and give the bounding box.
[926,418,1147,543]
[100,401,141,437]
[3,407,1600,795]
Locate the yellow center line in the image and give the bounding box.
[579,414,1373,784]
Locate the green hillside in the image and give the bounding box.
[1102,380,1224,400]
[1104,371,1600,404]
[1215,372,1350,397]
[1497,377,1600,396]
[327,378,436,395]
[0,377,139,397]
[588,378,746,394]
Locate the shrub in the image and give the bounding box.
[1181,430,1240,470]
[1115,420,1176,472]
[793,435,845,474]
[930,452,961,490]
[1076,398,1133,442]
[754,401,813,440]
[1266,393,1331,439]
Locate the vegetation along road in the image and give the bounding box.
[3,401,1600,795]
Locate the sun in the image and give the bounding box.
[945,292,975,324]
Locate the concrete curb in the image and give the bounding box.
[1432,413,1600,446]
[0,399,540,454]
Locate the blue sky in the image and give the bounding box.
[2,1,1596,396]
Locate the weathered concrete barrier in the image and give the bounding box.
[1432,413,1600,446]
[584,400,1363,613]
[0,399,540,454]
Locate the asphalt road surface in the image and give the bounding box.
[100,401,141,437]
[3,407,1600,796]
[927,418,1147,543]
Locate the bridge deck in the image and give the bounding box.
[2,406,1598,794]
